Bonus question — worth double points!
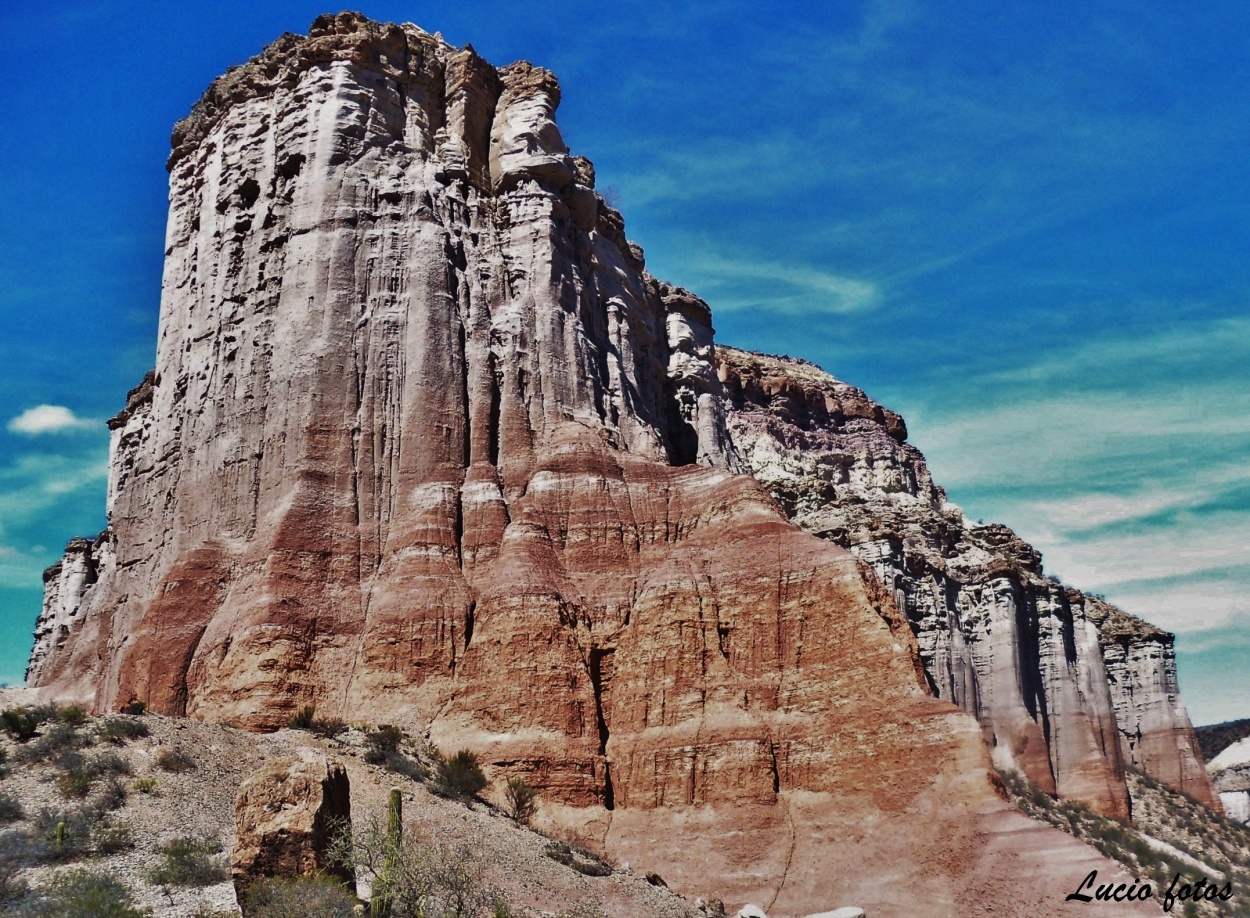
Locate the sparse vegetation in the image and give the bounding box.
[0,830,28,904]
[329,809,508,918]
[1,708,41,743]
[543,841,613,878]
[311,717,347,738]
[17,723,88,764]
[15,866,145,917]
[97,716,149,745]
[504,777,538,825]
[147,833,228,887]
[133,776,158,794]
[287,705,317,730]
[998,767,1250,918]
[30,804,133,860]
[434,749,488,800]
[120,700,147,716]
[364,725,405,765]
[0,792,22,825]
[245,874,359,917]
[155,747,196,773]
[56,704,91,727]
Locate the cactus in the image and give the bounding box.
[387,788,402,854]
[371,789,403,918]
[54,820,65,857]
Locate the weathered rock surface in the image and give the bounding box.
[23,12,1182,915]
[717,346,1218,815]
[1208,738,1250,824]
[230,752,353,906]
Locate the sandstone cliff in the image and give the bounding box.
[716,346,1217,815]
[23,13,1187,914]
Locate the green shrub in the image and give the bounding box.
[287,706,316,730]
[56,765,95,800]
[155,748,195,773]
[17,724,87,764]
[1,708,40,742]
[366,725,404,753]
[245,874,358,918]
[56,705,91,727]
[18,866,144,917]
[147,834,227,887]
[132,777,157,795]
[120,700,147,716]
[0,792,22,825]
[97,717,149,745]
[0,745,8,778]
[434,750,488,800]
[311,717,347,738]
[93,775,129,813]
[504,777,538,825]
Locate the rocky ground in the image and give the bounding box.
[0,687,713,917]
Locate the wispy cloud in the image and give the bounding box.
[7,405,97,435]
[675,252,881,315]
[901,317,1249,638]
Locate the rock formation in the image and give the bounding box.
[716,346,1217,814]
[24,12,1197,914]
[1207,739,1250,823]
[230,752,353,905]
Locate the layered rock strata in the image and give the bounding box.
[716,346,1217,815]
[23,13,1179,914]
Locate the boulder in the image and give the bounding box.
[230,752,353,908]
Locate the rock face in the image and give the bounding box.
[24,13,1190,914]
[716,346,1218,815]
[230,752,353,906]
[1208,739,1250,824]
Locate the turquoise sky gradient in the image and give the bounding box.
[1,2,1246,724]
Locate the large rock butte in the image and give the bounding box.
[26,12,1207,915]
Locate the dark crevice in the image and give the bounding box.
[452,483,464,570]
[464,600,475,650]
[768,739,781,795]
[487,350,502,467]
[589,647,615,810]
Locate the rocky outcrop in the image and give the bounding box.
[26,536,103,685]
[24,13,1179,914]
[716,346,1218,815]
[1207,739,1250,824]
[230,752,353,906]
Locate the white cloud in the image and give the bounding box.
[7,405,96,435]
[898,317,1250,639]
[670,252,882,316]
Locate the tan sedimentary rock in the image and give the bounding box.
[230,752,353,907]
[716,345,1218,815]
[25,13,1174,914]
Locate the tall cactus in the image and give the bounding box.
[371,789,403,918]
[54,820,65,857]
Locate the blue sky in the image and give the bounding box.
[1,1,1246,724]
